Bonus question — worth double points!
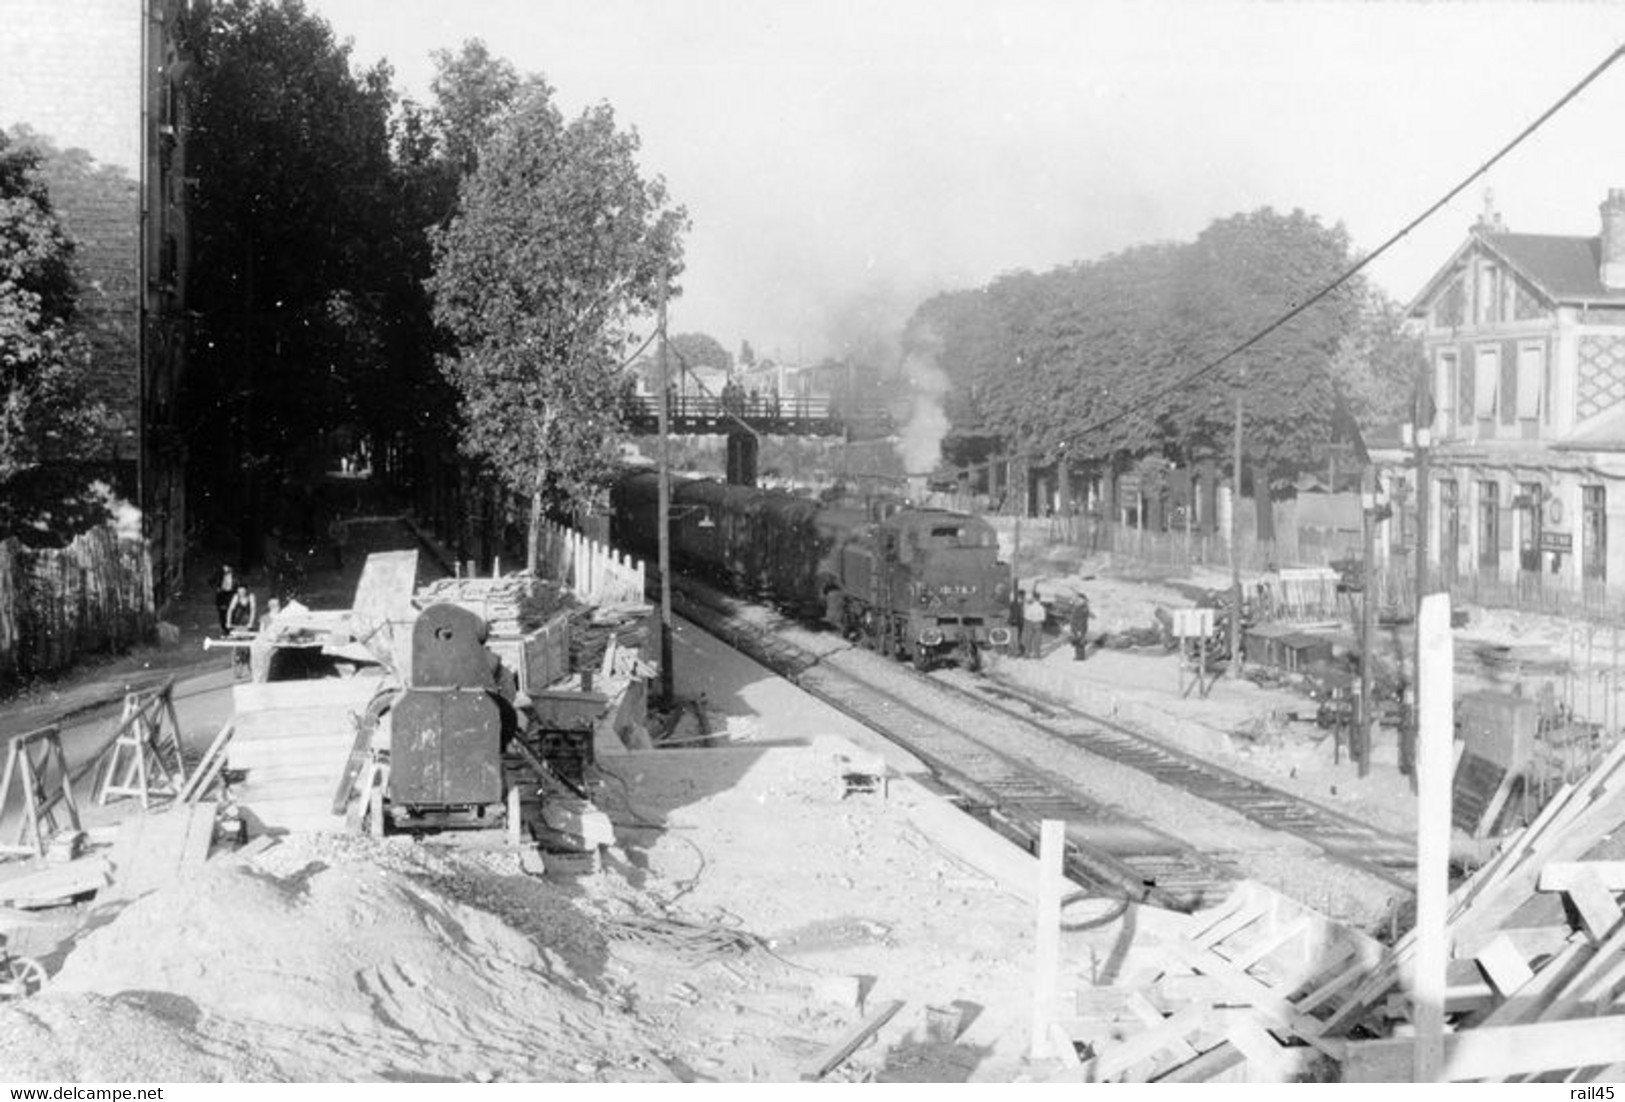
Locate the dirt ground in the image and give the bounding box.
[2,509,1612,1083]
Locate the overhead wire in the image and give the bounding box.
[1064,39,1625,445]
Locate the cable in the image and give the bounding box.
[1063,39,1625,446]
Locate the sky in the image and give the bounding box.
[306,0,1625,365]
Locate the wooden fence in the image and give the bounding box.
[0,525,156,685]
[538,520,647,606]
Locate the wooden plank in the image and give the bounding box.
[0,856,111,906]
[1542,861,1625,892]
[1125,990,1197,1062]
[1342,1012,1625,1083]
[1554,866,1624,943]
[1161,937,1344,1059]
[1031,819,1064,1058]
[1092,1002,1210,1081]
[1541,918,1625,1019]
[1474,933,1534,998]
[1413,593,1452,1084]
[178,801,217,869]
[1474,938,1591,1028]
[1228,914,1312,972]
[798,999,905,1081]
[1224,1016,1293,1082]
[1047,1022,1082,1070]
[905,798,1087,905]
[180,720,234,803]
[1152,1041,1246,1083]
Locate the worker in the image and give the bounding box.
[1069,594,1092,661]
[225,582,258,680]
[210,562,237,633]
[1021,587,1046,660]
[1007,588,1025,657]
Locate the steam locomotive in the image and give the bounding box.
[610,467,1012,670]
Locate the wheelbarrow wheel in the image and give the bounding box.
[5,956,45,997]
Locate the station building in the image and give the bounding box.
[1395,193,1625,596]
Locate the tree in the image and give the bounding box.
[1164,208,1364,536]
[427,39,538,175]
[428,86,687,570]
[0,132,114,541]
[668,332,732,377]
[181,0,400,561]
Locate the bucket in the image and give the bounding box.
[923,1004,962,1043]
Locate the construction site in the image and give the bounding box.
[0,508,1620,1086]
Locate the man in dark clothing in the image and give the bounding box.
[1069,595,1092,660]
[1007,588,1025,657]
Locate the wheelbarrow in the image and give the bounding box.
[0,932,46,999]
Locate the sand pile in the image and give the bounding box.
[10,835,661,1082]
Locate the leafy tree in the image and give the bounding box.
[668,332,732,375]
[1332,289,1426,430]
[1163,208,1363,536]
[0,132,115,541]
[428,85,687,569]
[180,0,399,560]
[427,39,535,175]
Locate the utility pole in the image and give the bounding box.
[1228,378,1244,678]
[1358,462,1377,778]
[1408,418,1432,783]
[656,275,674,709]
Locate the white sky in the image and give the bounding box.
[309,0,1625,363]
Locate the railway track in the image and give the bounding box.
[934,670,1417,893]
[676,586,1244,912]
[670,579,1417,914]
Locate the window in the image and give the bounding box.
[1441,479,1461,584]
[1439,350,1458,430]
[1458,355,1475,429]
[1584,485,1607,582]
[1476,263,1501,325]
[1479,481,1500,570]
[1516,343,1544,434]
[1475,346,1500,426]
[1519,481,1543,574]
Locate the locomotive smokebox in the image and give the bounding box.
[388,603,504,809]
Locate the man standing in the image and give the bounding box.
[1007,588,1025,657]
[1022,587,1046,660]
[1069,595,1092,660]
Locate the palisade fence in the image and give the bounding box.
[537,519,647,606]
[0,526,156,686]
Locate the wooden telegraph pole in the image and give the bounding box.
[1358,463,1377,777]
[1229,377,1244,678]
[656,276,674,709]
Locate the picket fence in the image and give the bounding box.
[537,519,647,606]
[0,526,155,685]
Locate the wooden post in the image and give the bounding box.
[656,274,674,709]
[1229,383,1244,678]
[1358,464,1377,776]
[1414,592,1453,1082]
[1031,819,1065,1059]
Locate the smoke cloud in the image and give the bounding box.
[896,321,950,478]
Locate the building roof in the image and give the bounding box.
[1408,229,1625,313]
[1480,232,1625,305]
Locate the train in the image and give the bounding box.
[609,466,1012,670]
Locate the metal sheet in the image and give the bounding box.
[388,689,503,806]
